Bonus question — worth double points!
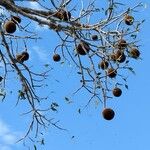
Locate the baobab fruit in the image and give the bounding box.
[99,60,109,70]
[124,15,134,25]
[129,48,140,59]
[102,108,115,120]
[21,51,29,61]
[110,54,116,61]
[11,15,21,24]
[16,51,29,63]
[115,50,126,63]
[55,10,71,21]
[63,11,71,21]
[113,87,122,97]
[76,41,90,55]
[107,68,117,78]
[4,21,16,33]
[118,39,127,49]
[91,35,98,41]
[54,11,63,20]
[16,54,23,62]
[53,54,61,62]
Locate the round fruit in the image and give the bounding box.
[76,42,90,55]
[91,35,98,41]
[129,48,140,59]
[118,39,127,49]
[16,54,23,62]
[113,87,122,97]
[115,50,126,63]
[0,76,3,82]
[107,68,117,78]
[63,11,71,21]
[11,15,21,24]
[99,60,109,70]
[53,54,61,62]
[102,108,115,120]
[55,11,63,20]
[110,54,116,61]
[21,51,29,61]
[55,10,71,21]
[4,21,16,33]
[124,15,134,25]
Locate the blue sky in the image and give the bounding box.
[0,0,150,150]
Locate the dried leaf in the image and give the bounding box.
[125,84,128,89]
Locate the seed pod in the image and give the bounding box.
[110,54,116,61]
[54,10,71,21]
[63,11,71,21]
[99,60,109,70]
[4,21,16,33]
[102,108,115,120]
[113,87,122,97]
[16,54,23,63]
[91,35,98,41]
[107,68,117,78]
[118,39,127,49]
[76,41,90,55]
[124,15,134,25]
[21,51,29,61]
[53,54,61,62]
[129,48,140,59]
[115,50,126,63]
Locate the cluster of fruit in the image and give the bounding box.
[2,12,139,121]
[2,16,30,63]
[102,15,140,120]
[52,15,140,120]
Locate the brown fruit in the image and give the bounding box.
[53,54,61,62]
[124,15,134,25]
[16,54,23,63]
[21,51,29,61]
[55,10,71,21]
[102,108,115,120]
[118,39,127,49]
[107,68,117,78]
[113,87,122,97]
[115,50,126,63]
[99,60,109,70]
[4,21,16,33]
[54,11,63,20]
[63,11,71,21]
[11,16,21,24]
[91,35,98,41]
[76,42,90,55]
[16,51,29,63]
[129,48,140,59]
[110,54,116,61]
